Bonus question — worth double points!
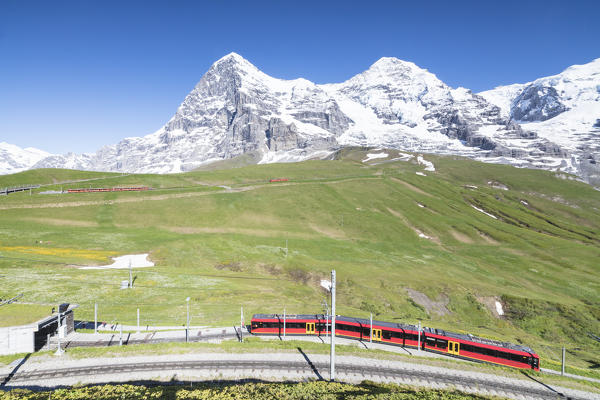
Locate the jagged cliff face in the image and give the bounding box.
[162,54,349,158]
[27,53,599,182]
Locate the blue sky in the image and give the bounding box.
[1,0,598,154]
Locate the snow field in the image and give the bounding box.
[78,254,154,270]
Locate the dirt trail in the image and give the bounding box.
[390,177,432,197]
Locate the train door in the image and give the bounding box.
[372,328,382,341]
[306,322,315,334]
[448,341,460,355]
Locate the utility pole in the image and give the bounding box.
[330,269,336,381]
[370,313,373,344]
[119,323,123,346]
[240,306,244,342]
[417,321,421,351]
[128,260,133,288]
[137,308,140,334]
[186,297,190,343]
[94,302,98,334]
[283,307,286,339]
[562,346,565,376]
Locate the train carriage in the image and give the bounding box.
[250,313,540,371]
[423,327,539,371]
[251,314,328,336]
[335,316,421,348]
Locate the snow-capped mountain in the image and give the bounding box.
[323,57,561,163]
[29,53,599,182]
[480,58,600,183]
[0,142,51,175]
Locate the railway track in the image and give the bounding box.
[52,331,240,349]
[1,358,591,399]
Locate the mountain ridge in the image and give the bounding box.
[3,53,597,183]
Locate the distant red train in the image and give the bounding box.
[67,187,150,193]
[251,314,539,371]
[269,178,289,183]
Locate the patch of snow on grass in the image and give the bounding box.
[79,254,154,270]
[488,181,508,190]
[414,228,432,240]
[416,172,427,176]
[471,205,498,219]
[417,155,435,171]
[387,152,414,162]
[417,203,425,208]
[362,152,389,162]
[495,301,504,316]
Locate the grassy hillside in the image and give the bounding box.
[0,148,598,372]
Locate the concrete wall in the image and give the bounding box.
[0,325,35,355]
[1,306,77,355]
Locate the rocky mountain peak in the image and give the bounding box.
[209,52,261,76]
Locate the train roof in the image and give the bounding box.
[422,327,535,354]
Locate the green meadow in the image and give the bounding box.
[0,148,598,373]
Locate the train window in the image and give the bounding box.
[362,328,370,336]
[436,339,447,349]
[426,337,436,346]
[514,355,529,364]
[382,330,392,340]
[391,331,403,339]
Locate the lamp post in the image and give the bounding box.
[330,269,336,381]
[186,297,190,343]
[322,298,329,338]
[55,308,63,356]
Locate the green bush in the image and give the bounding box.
[0,382,500,400]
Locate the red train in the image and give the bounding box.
[251,314,539,371]
[67,187,150,193]
[269,178,289,183]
